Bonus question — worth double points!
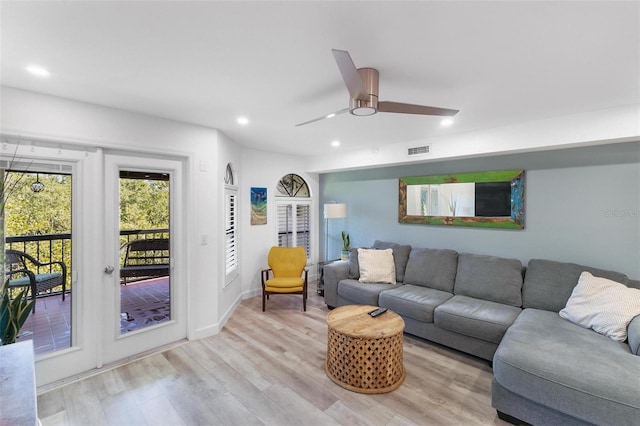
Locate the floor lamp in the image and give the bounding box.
[323,203,347,261]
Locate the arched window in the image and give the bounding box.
[276,173,309,197]
[275,174,311,259]
[224,163,234,186]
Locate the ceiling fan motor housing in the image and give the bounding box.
[350,68,379,116]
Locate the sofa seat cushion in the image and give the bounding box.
[378,284,453,323]
[434,296,521,344]
[494,309,640,425]
[454,253,523,307]
[337,279,400,306]
[403,248,458,292]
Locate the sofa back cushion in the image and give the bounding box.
[454,253,524,307]
[522,259,628,312]
[348,247,362,279]
[403,248,458,292]
[372,241,412,283]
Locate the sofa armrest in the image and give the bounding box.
[628,315,640,355]
[627,278,640,290]
[323,261,349,308]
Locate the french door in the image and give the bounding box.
[102,152,186,365]
[3,142,188,386]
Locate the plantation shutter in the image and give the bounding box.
[296,204,311,258]
[276,201,311,259]
[277,204,293,247]
[225,188,238,282]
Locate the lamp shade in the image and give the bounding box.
[324,203,347,219]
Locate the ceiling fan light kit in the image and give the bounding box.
[296,49,459,126]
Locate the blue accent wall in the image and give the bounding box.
[320,142,640,279]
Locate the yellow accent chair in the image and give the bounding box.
[261,246,308,311]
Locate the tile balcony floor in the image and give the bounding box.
[17,277,170,356]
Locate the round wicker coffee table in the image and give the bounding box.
[325,304,405,394]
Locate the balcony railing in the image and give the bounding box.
[119,228,169,247]
[4,228,170,296]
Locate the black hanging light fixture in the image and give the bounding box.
[31,173,45,193]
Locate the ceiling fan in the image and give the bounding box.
[296,49,459,127]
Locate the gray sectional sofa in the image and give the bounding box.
[322,241,640,425]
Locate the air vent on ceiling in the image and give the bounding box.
[408,145,430,156]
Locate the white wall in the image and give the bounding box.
[240,148,320,297]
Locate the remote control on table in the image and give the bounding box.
[368,308,388,317]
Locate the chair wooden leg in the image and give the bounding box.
[262,291,266,312]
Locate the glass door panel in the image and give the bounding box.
[118,171,171,334]
[3,167,73,356]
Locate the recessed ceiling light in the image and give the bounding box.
[236,116,249,125]
[326,113,336,119]
[26,65,50,77]
[441,118,454,127]
[331,140,341,147]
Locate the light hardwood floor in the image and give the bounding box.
[37,283,508,426]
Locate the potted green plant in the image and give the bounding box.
[0,281,35,345]
[340,231,350,261]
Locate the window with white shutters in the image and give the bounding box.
[224,186,238,285]
[276,200,311,259]
[275,173,312,260]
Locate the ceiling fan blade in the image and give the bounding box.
[295,108,349,127]
[378,101,459,117]
[331,49,368,100]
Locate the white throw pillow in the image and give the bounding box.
[358,248,396,284]
[559,271,640,341]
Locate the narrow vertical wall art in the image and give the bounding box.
[250,187,267,225]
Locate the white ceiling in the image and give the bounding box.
[1,1,638,158]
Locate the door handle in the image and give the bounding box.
[104,265,115,274]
